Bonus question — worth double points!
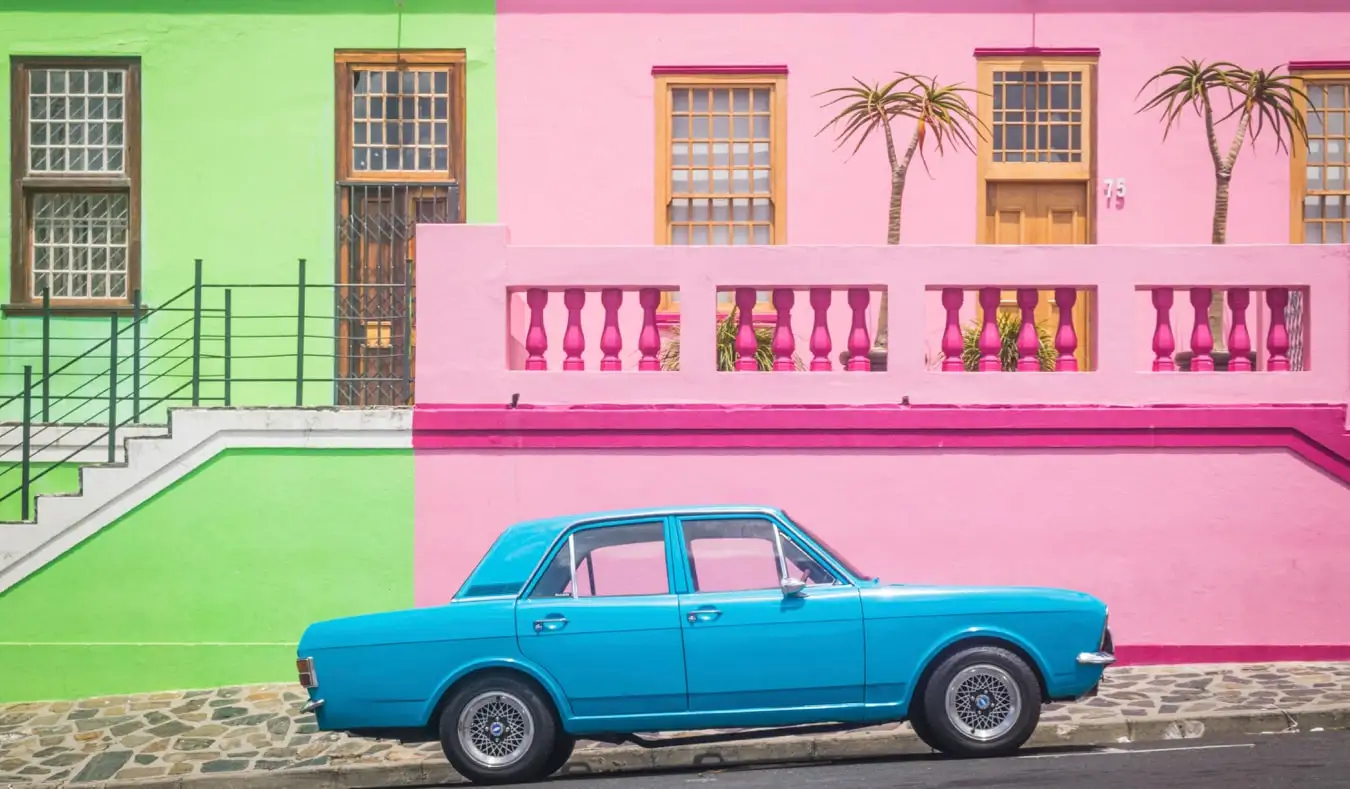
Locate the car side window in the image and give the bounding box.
[530,521,670,599]
[682,518,836,593]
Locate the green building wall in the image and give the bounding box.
[0,447,414,703]
[0,0,497,420]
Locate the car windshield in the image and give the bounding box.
[783,512,872,581]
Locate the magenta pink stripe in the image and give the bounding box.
[652,65,789,75]
[502,0,1350,14]
[1115,644,1350,666]
[413,403,1350,484]
[1289,60,1350,72]
[974,47,1101,57]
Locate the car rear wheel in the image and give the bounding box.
[920,645,1041,758]
[438,674,559,784]
[542,733,577,776]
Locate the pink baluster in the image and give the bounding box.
[734,288,759,371]
[1266,287,1291,371]
[1151,288,1175,372]
[1015,289,1040,372]
[846,288,871,372]
[771,289,795,372]
[525,288,548,371]
[1189,287,1214,372]
[599,288,623,371]
[809,288,832,371]
[976,287,1001,372]
[941,288,964,372]
[562,289,586,371]
[638,288,661,371]
[1227,288,1252,372]
[1054,287,1079,372]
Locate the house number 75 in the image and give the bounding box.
[1103,178,1127,199]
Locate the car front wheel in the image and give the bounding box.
[438,674,560,784]
[920,645,1041,758]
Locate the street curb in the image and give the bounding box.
[28,707,1350,789]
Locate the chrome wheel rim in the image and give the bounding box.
[457,691,535,768]
[944,664,1022,742]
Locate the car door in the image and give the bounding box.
[515,518,687,718]
[675,515,865,713]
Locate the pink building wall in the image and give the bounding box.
[495,0,1350,247]
[414,442,1350,661]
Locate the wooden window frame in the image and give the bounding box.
[654,72,788,313]
[7,56,142,316]
[334,49,467,207]
[1289,69,1350,243]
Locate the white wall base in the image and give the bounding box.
[0,407,412,595]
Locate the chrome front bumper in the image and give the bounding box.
[300,698,325,713]
[1076,651,1117,666]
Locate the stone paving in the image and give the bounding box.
[1,662,1349,785]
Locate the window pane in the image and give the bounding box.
[350,66,454,174]
[30,192,130,300]
[683,518,781,593]
[532,522,669,598]
[991,70,1084,164]
[664,80,777,245]
[27,67,127,175]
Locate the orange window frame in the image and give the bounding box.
[653,72,788,313]
[1289,69,1350,244]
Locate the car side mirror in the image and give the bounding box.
[780,576,807,597]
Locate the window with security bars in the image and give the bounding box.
[335,51,466,406]
[991,70,1085,164]
[655,73,786,308]
[9,58,140,308]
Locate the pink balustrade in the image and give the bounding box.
[417,225,1346,406]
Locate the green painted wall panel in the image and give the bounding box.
[0,447,413,702]
[0,0,497,417]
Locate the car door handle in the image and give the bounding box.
[533,616,568,633]
[687,608,721,624]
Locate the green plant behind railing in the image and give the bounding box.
[659,307,804,372]
[959,309,1058,372]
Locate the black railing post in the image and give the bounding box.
[108,314,118,463]
[402,258,413,405]
[191,259,203,407]
[21,365,33,522]
[41,288,50,422]
[132,288,142,423]
[224,289,233,407]
[295,258,306,407]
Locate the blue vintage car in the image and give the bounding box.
[295,506,1114,785]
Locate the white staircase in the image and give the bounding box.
[0,407,411,595]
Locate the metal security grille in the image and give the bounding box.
[334,182,459,406]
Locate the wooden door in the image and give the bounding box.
[984,182,1093,370]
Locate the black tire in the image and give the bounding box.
[438,673,560,785]
[919,645,1041,758]
[906,697,939,751]
[542,733,577,777]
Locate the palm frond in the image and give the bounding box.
[1135,58,1238,141]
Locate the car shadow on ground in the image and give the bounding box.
[548,745,1105,784]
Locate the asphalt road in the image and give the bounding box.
[529,730,1350,789]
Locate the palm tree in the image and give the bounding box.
[1137,60,1308,244]
[817,73,984,358]
[1137,60,1309,366]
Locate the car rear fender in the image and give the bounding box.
[419,656,574,728]
[906,626,1055,707]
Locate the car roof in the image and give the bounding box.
[453,505,785,600]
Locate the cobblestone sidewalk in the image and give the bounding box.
[2,662,1349,787]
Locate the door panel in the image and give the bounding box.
[984,181,1092,369]
[514,519,687,718]
[515,596,687,717]
[675,516,866,712]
